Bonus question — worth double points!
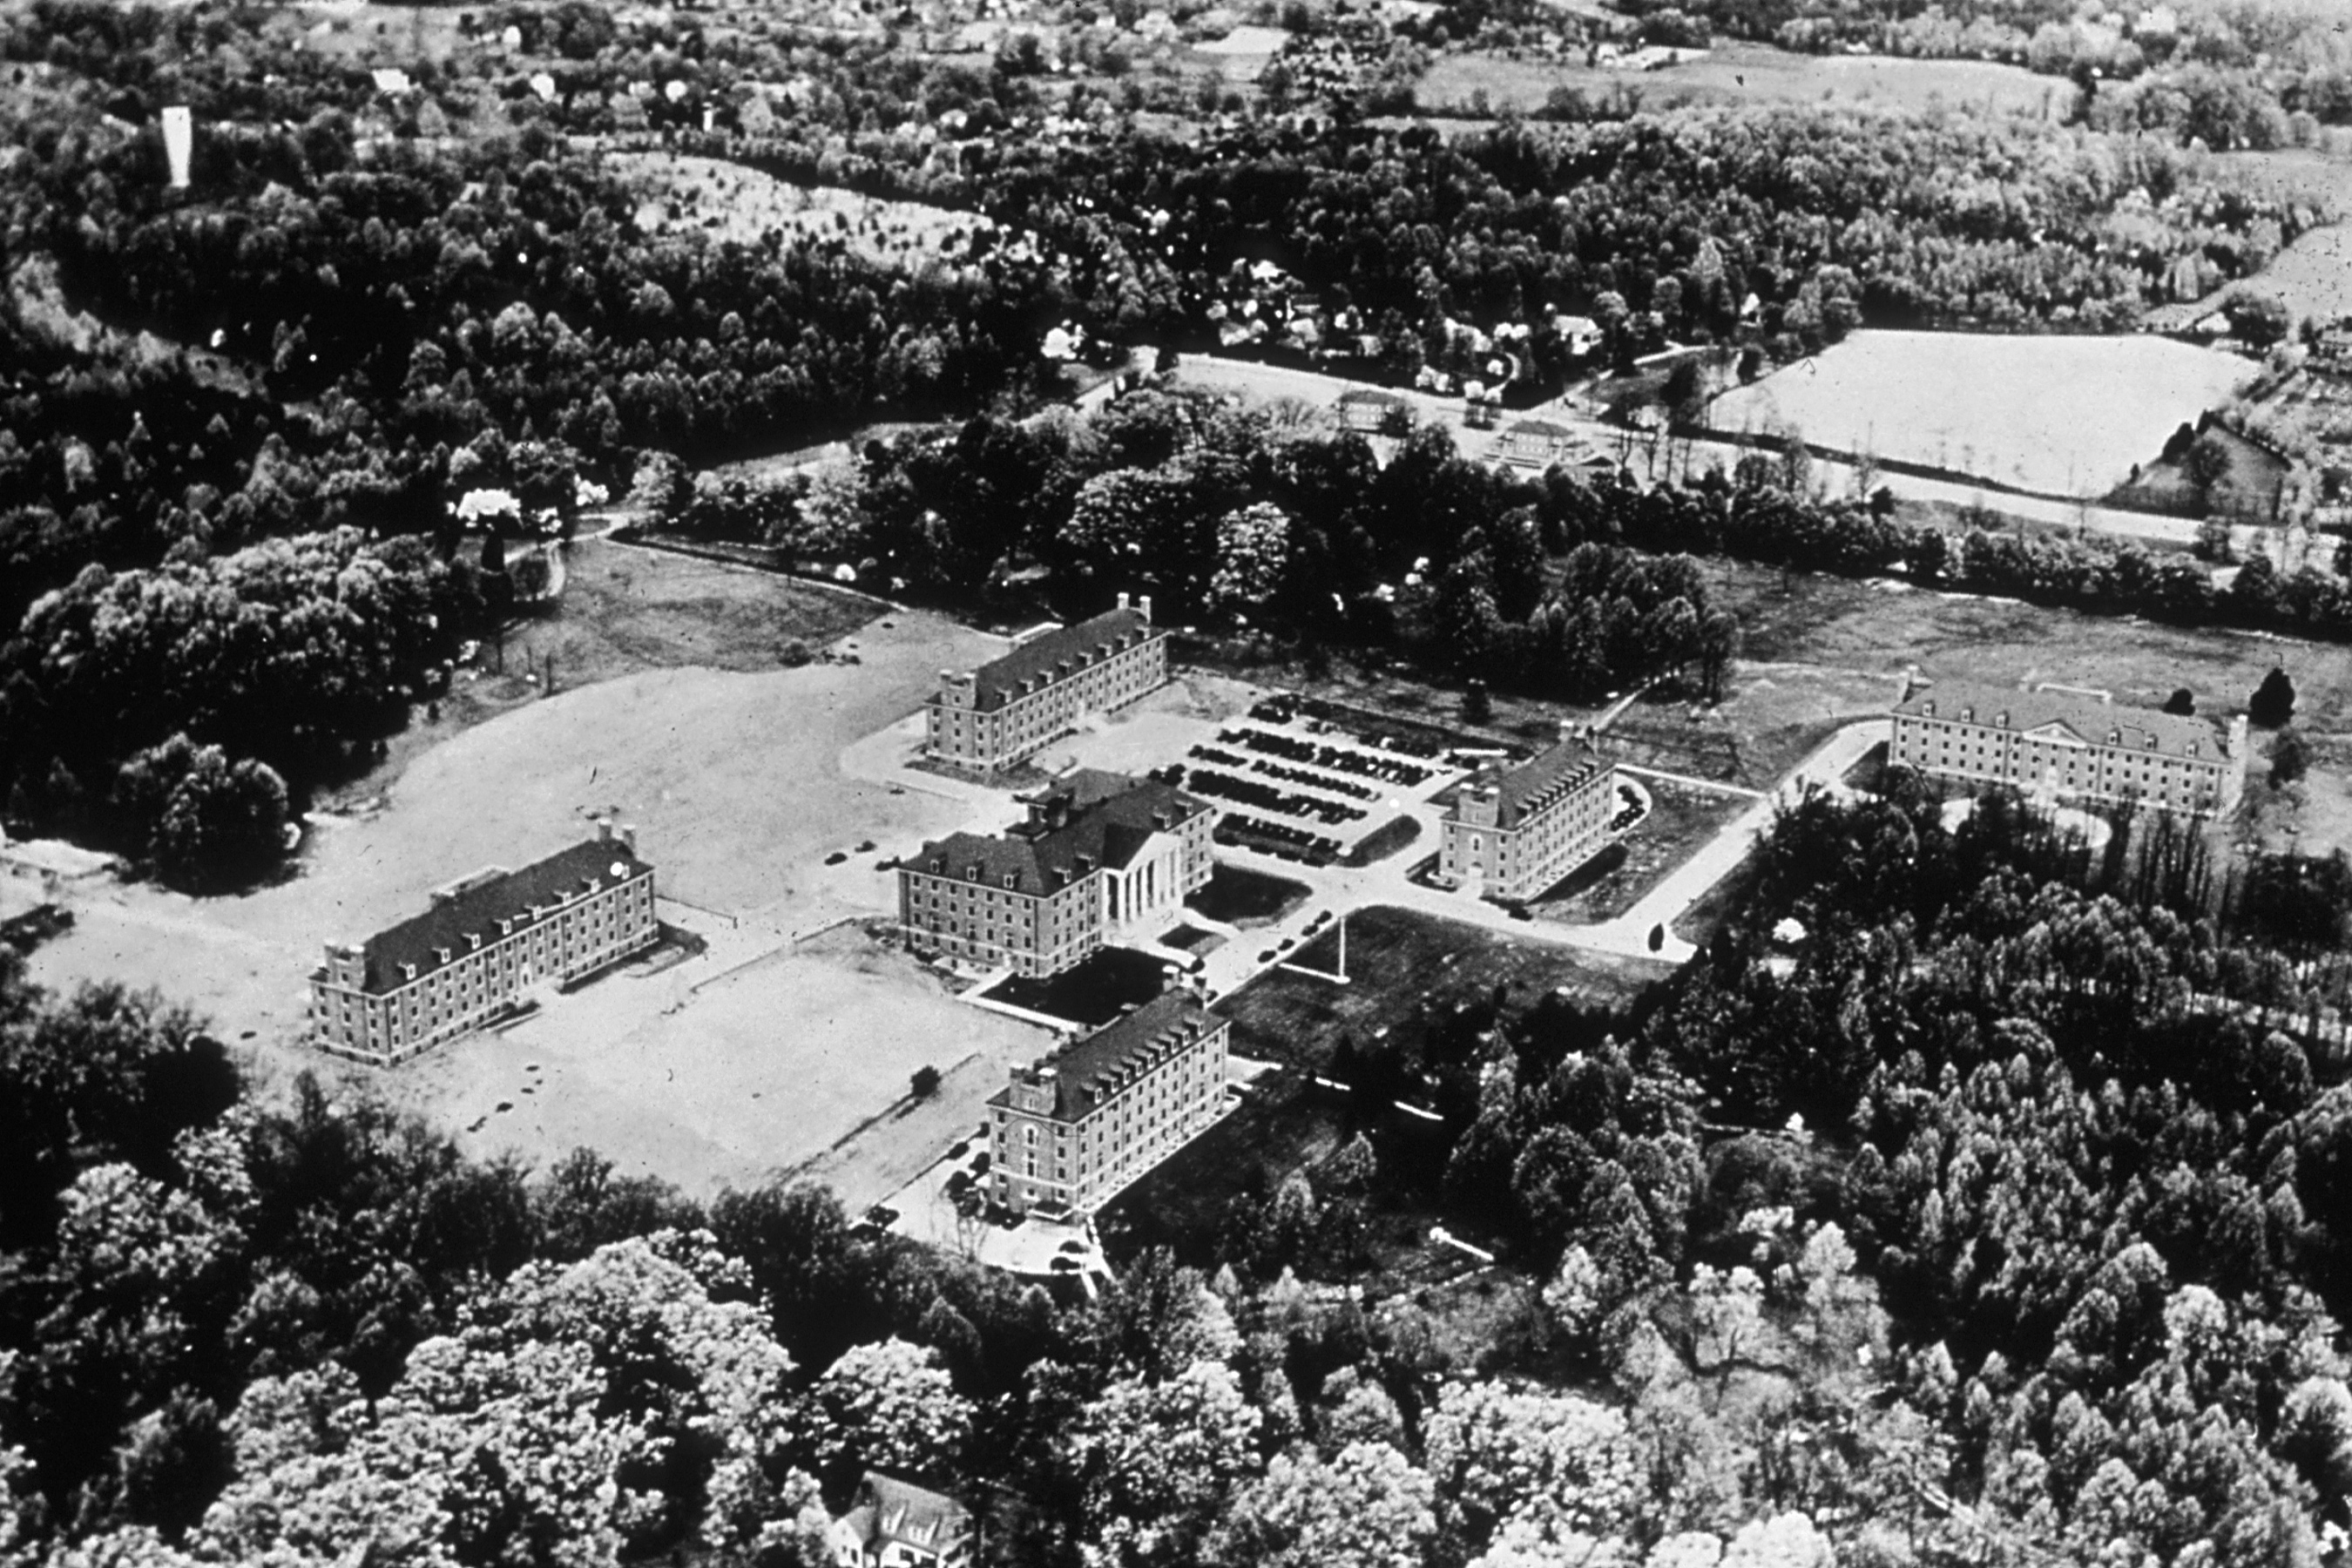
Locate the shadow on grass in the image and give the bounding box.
[1187,863,1314,926]
[982,945,1174,1027]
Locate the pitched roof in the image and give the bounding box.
[910,772,1209,896]
[1337,387,1407,404]
[354,836,652,993]
[1895,680,2233,759]
[839,1473,970,1554]
[965,606,1160,711]
[997,990,1226,1121]
[1503,418,1578,440]
[1468,734,1610,829]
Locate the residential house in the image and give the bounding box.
[831,1473,972,1568]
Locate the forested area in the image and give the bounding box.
[0,0,2320,889]
[12,774,2352,1566]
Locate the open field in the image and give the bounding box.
[1706,559,2352,861]
[1218,903,1672,1069]
[1707,331,2257,498]
[603,151,995,266]
[1415,44,2063,118]
[28,587,1004,1057]
[377,927,1051,1197]
[2151,222,2352,335]
[317,536,882,813]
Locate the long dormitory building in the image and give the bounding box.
[309,822,659,1065]
[1890,679,2248,818]
[1436,729,1619,902]
[988,989,1231,1219]
[925,594,1169,775]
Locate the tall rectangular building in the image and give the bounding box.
[898,771,1213,977]
[1891,680,2247,818]
[309,823,659,1065]
[989,989,1230,1219]
[925,594,1169,775]
[1437,731,1619,902]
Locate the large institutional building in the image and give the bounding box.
[925,594,1169,775]
[989,988,1231,1219]
[898,771,1213,976]
[1436,731,1619,902]
[1890,679,2248,818]
[309,823,659,1065]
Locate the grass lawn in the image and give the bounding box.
[1188,863,1315,926]
[1217,904,1672,1071]
[1415,42,2063,117]
[1342,814,1424,867]
[320,537,881,815]
[1530,781,1751,924]
[983,946,1176,1027]
[1099,1071,1489,1281]
[604,152,995,269]
[1705,557,2352,865]
[2106,426,2288,517]
[1707,331,2255,498]
[373,926,1052,1200]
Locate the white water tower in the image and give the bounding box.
[160,105,192,188]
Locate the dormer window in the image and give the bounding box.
[1002,873,1017,889]
[967,867,980,882]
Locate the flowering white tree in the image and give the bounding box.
[1423,1379,1643,1547]
[1062,1360,1262,1568]
[1210,1442,1438,1568]
[790,1337,972,1487]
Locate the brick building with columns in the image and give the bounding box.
[897,770,1213,977]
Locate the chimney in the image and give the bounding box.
[1138,595,1153,623]
[1117,591,1130,611]
[598,819,614,842]
[620,823,637,854]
